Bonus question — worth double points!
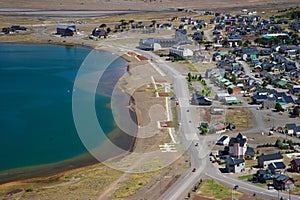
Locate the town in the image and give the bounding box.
[0,3,300,200]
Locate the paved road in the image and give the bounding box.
[111,45,300,200]
[205,161,300,200]
[33,26,300,200]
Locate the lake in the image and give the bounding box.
[0,44,136,183]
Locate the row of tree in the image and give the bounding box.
[254,33,300,47]
[187,73,202,82]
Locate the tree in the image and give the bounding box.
[187,192,191,198]
[138,21,143,28]
[187,72,192,82]
[275,103,283,112]
[106,27,111,34]
[129,19,135,24]
[222,40,229,47]
[243,40,251,47]
[128,19,135,29]
[197,74,202,81]
[293,106,300,117]
[151,20,156,28]
[231,75,237,82]
[275,139,282,147]
[99,23,107,28]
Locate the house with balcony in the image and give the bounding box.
[257,153,283,168]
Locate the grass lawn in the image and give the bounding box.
[196,179,242,200]
[238,174,253,180]
[183,62,198,72]
[245,159,257,168]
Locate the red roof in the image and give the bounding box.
[232,87,241,93]
[136,54,148,61]
[158,92,169,97]
[214,123,226,130]
[127,52,137,56]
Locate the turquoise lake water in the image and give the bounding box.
[0,44,135,182]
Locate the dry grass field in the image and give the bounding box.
[0,0,299,11]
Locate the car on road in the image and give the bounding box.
[267,185,274,190]
[192,168,196,172]
[269,131,274,135]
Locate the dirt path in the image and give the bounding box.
[42,177,80,189]
[97,156,146,200]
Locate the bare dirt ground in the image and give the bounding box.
[0,0,299,12]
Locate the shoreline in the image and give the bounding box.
[0,41,139,185]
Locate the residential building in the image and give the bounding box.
[139,29,191,51]
[91,28,107,38]
[245,147,255,159]
[253,169,272,183]
[191,93,212,106]
[229,133,247,158]
[1,25,27,34]
[215,92,230,101]
[56,25,76,36]
[257,153,283,168]
[285,123,296,135]
[169,46,193,58]
[291,158,300,172]
[291,85,300,95]
[223,96,241,105]
[216,135,230,145]
[273,174,294,191]
[226,157,245,173]
[139,38,178,51]
[268,162,286,174]
[294,126,300,137]
[212,122,227,134]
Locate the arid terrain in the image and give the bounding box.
[0,0,299,12]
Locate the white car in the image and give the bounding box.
[268,185,274,190]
